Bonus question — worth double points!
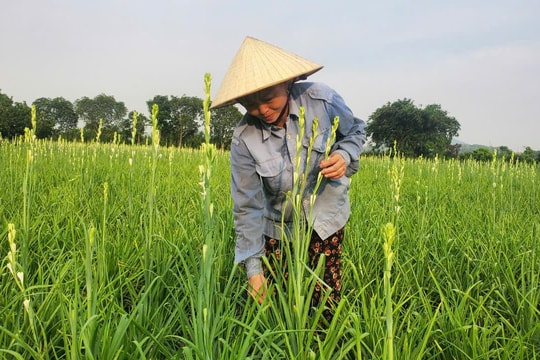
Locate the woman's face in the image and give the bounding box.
[238,83,289,126]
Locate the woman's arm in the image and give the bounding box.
[230,133,265,277]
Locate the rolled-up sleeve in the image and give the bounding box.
[230,134,265,271]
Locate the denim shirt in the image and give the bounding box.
[230,82,366,278]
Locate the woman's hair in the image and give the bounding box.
[237,81,291,109]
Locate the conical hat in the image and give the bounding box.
[211,36,323,108]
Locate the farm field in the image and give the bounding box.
[1,136,539,359]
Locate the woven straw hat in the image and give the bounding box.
[211,36,323,108]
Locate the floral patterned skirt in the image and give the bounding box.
[263,227,344,321]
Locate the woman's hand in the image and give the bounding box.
[320,152,346,179]
[248,273,267,304]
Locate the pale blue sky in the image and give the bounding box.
[1,0,539,150]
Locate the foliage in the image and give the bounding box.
[32,97,78,139]
[74,93,128,142]
[460,147,494,162]
[0,90,31,139]
[2,88,537,162]
[0,134,539,358]
[117,111,148,145]
[520,146,537,164]
[209,105,242,149]
[366,98,461,158]
[146,95,203,147]
[459,146,540,164]
[173,96,204,148]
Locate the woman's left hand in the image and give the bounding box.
[319,153,346,179]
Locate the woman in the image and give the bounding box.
[211,36,365,317]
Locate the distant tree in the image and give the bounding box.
[366,99,461,158]
[210,105,242,149]
[118,111,148,144]
[446,143,461,159]
[518,146,536,164]
[460,147,493,162]
[0,90,31,139]
[189,132,204,149]
[496,146,514,161]
[75,94,127,142]
[173,96,203,147]
[147,95,203,147]
[147,95,175,144]
[33,97,78,139]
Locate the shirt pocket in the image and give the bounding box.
[255,156,286,196]
[302,125,330,152]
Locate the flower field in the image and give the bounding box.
[1,120,539,358]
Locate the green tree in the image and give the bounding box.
[75,94,127,142]
[366,99,461,158]
[0,90,31,139]
[147,95,203,147]
[518,146,536,164]
[459,147,493,162]
[210,105,242,149]
[147,95,175,144]
[33,97,78,139]
[173,96,203,148]
[496,146,514,161]
[446,143,461,159]
[118,111,148,144]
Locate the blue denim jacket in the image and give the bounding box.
[230,82,366,278]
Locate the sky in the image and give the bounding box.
[1,0,539,151]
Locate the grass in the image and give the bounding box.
[0,95,539,358]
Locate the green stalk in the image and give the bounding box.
[6,222,42,355]
[382,222,395,360]
[191,72,217,358]
[21,106,37,275]
[276,108,341,357]
[490,148,499,232]
[310,116,339,209]
[390,151,404,224]
[85,226,96,319]
[82,225,98,359]
[381,149,403,359]
[145,104,160,285]
[131,111,138,146]
[101,182,108,285]
[95,118,103,143]
[291,107,307,330]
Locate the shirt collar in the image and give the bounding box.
[289,98,301,119]
[248,97,300,141]
[257,100,299,141]
[262,122,284,141]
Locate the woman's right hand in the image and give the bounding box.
[248,273,267,304]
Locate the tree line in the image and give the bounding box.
[1,89,538,162]
[364,98,540,163]
[0,90,242,149]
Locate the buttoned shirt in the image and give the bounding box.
[230,82,366,278]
